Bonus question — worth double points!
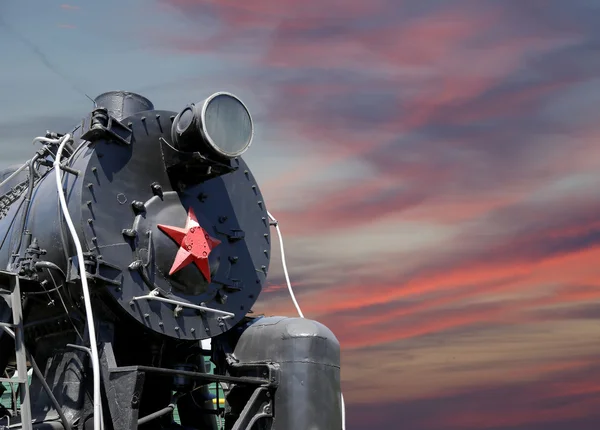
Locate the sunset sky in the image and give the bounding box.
[2,0,600,429]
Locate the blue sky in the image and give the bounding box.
[3,1,600,429]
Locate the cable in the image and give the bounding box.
[266,211,346,430]
[54,134,102,430]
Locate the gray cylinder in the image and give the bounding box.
[233,316,342,430]
[93,91,154,120]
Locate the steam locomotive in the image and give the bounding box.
[0,91,342,429]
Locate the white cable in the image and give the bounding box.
[0,136,67,188]
[54,134,102,430]
[267,211,346,430]
[32,137,61,146]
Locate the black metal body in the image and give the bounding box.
[0,91,342,430]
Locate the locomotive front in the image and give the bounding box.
[0,91,342,430]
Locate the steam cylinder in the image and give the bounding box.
[232,316,342,430]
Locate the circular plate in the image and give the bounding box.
[79,112,270,340]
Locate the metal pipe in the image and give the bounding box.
[0,161,29,189]
[135,365,269,386]
[132,291,234,318]
[137,404,176,426]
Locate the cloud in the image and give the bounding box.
[57,24,77,29]
[60,4,79,10]
[350,368,600,430]
[145,1,600,428]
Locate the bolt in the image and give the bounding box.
[128,261,142,271]
[151,183,162,196]
[131,200,145,213]
[122,229,137,238]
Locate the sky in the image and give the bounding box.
[2,0,600,429]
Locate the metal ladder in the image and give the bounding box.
[0,270,33,430]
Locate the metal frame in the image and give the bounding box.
[0,271,32,430]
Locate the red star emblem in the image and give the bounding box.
[157,207,221,282]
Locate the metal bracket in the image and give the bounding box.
[81,107,132,145]
[231,386,273,430]
[227,361,280,388]
[68,254,122,286]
